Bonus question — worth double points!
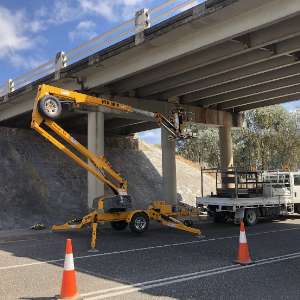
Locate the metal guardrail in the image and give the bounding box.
[0,0,199,98]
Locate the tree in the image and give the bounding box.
[233,105,300,170]
[177,105,300,171]
[177,125,219,167]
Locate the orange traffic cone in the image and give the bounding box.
[59,239,81,299]
[234,221,253,265]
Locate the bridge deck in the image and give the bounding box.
[0,0,300,130]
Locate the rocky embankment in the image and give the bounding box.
[0,127,214,229]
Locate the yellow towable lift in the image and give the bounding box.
[31,84,201,250]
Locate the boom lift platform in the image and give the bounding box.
[31,84,201,250]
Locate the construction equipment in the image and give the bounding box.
[31,84,201,250]
[197,168,300,225]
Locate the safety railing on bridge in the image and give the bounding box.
[0,0,201,99]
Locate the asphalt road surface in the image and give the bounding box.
[1,217,300,299]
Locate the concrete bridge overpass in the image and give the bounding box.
[0,0,299,207]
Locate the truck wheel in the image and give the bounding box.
[129,212,149,234]
[244,209,258,226]
[39,95,62,119]
[214,213,225,223]
[110,221,128,231]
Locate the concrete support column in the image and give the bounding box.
[161,127,177,204]
[219,126,234,188]
[219,126,233,169]
[88,112,104,209]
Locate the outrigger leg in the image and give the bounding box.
[89,222,99,252]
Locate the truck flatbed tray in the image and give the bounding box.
[197,196,292,207]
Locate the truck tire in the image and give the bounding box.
[129,212,149,234]
[110,221,128,231]
[244,209,258,226]
[38,95,62,119]
[214,213,225,223]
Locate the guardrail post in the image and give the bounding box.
[7,79,15,94]
[55,51,67,80]
[2,79,14,101]
[135,8,150,46]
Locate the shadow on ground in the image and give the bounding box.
[2,217,300,299]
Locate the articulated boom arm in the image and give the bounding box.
[31,84,191,196]
[31,84,133,195]
[31,84,202,247]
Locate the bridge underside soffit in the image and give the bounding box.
[0,111,157,136]
[1,0,300,128]
[93,13,300,112]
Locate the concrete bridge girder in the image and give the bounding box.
[184,63,300,105]
[138,28,300,99]
[224,86,300,111]
[164,57,299,101]
[82,0,300,93]
[238,93,300,111]
[0,86,241,129]
[192,67,300,106]
[135,49,274,98]
[217,78,300,109]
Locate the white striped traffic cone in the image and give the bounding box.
[59,239,81,299]
[234,221,253,265]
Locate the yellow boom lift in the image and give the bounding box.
[31,84,201,250]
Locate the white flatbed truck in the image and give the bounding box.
[196,169,300,225]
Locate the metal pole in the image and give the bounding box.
[201,167,204,197]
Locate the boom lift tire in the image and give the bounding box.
[244,209,258,226]
[39,96,62,119]
[183,220,194,227]
[110,221,128,231]
[129,212,149,234]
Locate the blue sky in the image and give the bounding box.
[0,0,299,144]
[0,0,166,82]
[0,0,170,144]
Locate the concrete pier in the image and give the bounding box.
[161,128,177,204]
[87,112,104,209]
[219,126,234,189]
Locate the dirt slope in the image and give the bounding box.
[0,127,214,229]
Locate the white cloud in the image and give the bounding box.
[29,1,85,30]
[48,0,84,24]
[0,6,51,71]
[0,7,33,59]
[27,20,45,33]
[9,53,47,70]
[79,0,115,20]
[69,20,97,41]
[78,0,148,21]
